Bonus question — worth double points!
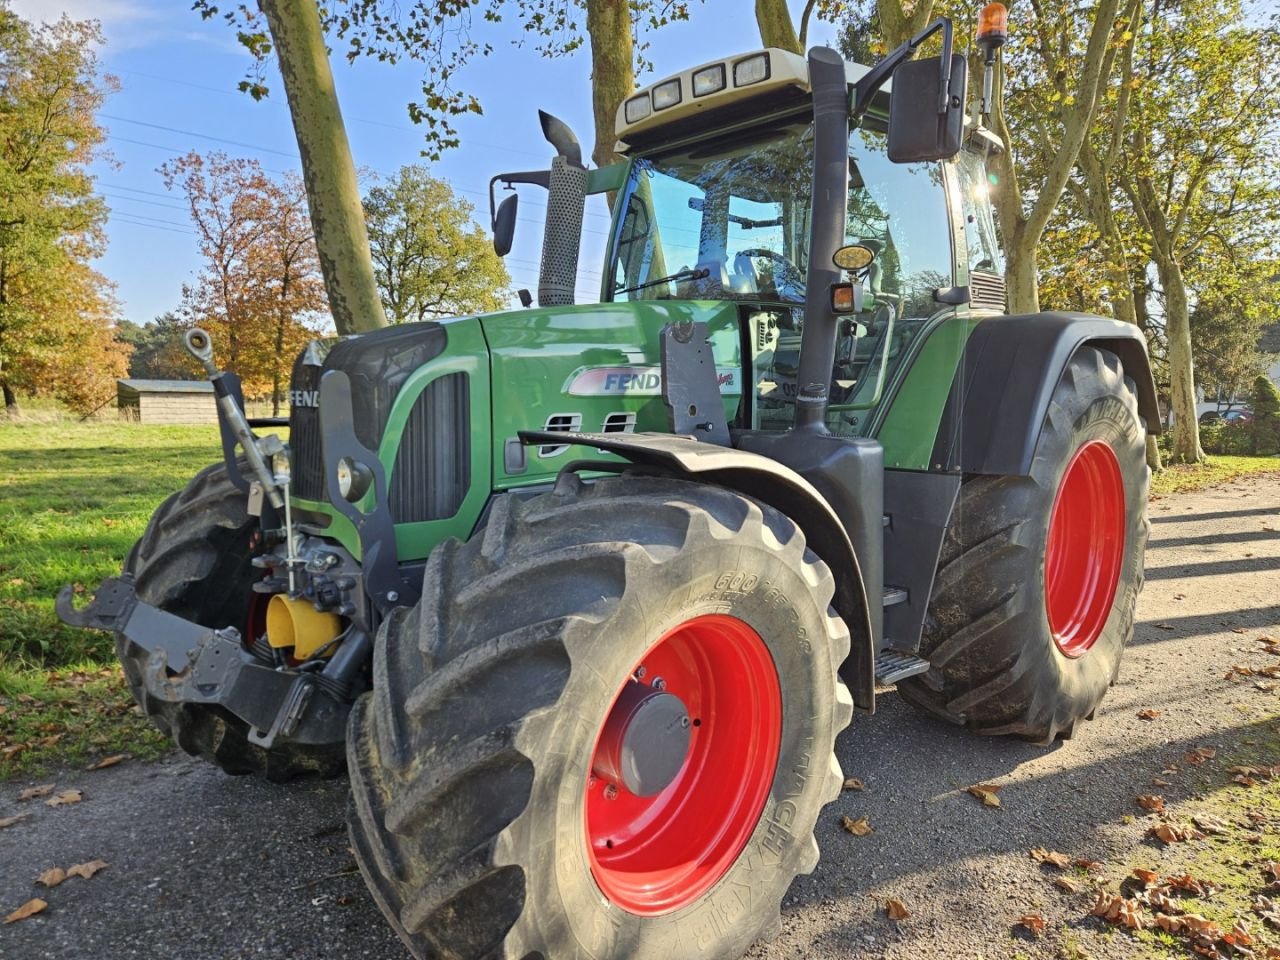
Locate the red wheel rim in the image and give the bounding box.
[584,614,782,916]
[1045,440,1125,657]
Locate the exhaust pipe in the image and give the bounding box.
[793,48,851,434]
[536,110,588,307]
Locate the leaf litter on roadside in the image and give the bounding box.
[1029,848,1072,869]
[841,815,873,837]
[65,859,107,880]
[0,813,29,829]
[35,867,66,888]
[1136,794,1166,813]
[44,789,82,807]
[842,777,865,792]
[3,899,47,924]
[86,755,125,771]
[885,898,910,921]
[966,783,1002,807]
[1016,914,1046,936]
[16,784,54,801]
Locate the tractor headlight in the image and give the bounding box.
[624,94,652,124]
[733,53,770,87]
[336,456,373,503]
[651,79,682,111]
[692,64,727,98]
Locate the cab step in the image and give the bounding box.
[874,649,930,685]
[882,587,908,607]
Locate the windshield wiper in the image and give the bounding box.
[615,267,710,296]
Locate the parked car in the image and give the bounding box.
[1200,408,1253,425]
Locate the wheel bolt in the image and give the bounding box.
[651,676,666,690]
[603,784,619,801]
[635,665,646,679]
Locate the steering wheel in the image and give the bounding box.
[736,248,805,300]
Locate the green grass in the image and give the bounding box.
[0,421,228,668]
[0,421,228,778]
[1149,454,1280,497]
[0,661,169,778]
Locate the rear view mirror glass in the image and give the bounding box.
[493,193,518,257]
[887,55,967,163]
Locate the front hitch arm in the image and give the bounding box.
[56,577,349,749]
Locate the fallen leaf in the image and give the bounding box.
[1233,628,1248,634]
[65,859,107,880]
[967,783,1002,807]
[842,777,865,792]
[45,789,82,807]
[1234,774,1259,788]
[0,813,29,829]
[35,868,65,888]
[841,815,873,837]
[1150,822,1206,844]
[1152,777,1172,787]
[1186,747,1217,765]
[3,898,46,924]
[16,784,54,802]
[1137,794,1166,813]
[86,755,124,771]
[1226,665,1254,680]
[1264,862,1280,884]
[1091,892,1146,929]
[1030,848,1072,869]
[1155,622,1176,630]
[1056,876,1082,893]
[885,898,910,921]
[1074,858,1103,872]
[1137,709,1162,720]
[1132,868,1160,885]
[1017,914,1046,936]
[1255,895,1280,928]
[1193,814,1231,835]
[1257,681,1277,692]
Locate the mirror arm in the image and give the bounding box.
[488,170,552,232]
[852,16,954,120]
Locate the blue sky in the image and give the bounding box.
[14,0,841,326]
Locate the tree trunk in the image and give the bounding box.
[258,0,388,335]
[1,378,17,414]
[586,0,634,172]
[1155,255,1203,463]
[876,0,936,48]
[755,0,801,53]
[1004,225,1041,314]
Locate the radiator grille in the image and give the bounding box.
[290,352,326,501]
[388,373,470,522]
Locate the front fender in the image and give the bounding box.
[519,431,878,712]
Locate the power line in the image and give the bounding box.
[102,113,299,159]
[99,191,187,211]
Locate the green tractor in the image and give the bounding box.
[60,14,1156,960]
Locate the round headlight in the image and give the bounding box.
[336,457,373,502]
[336,457,353,499]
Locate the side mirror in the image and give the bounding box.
[493,193,518,257]
[887,54,967,163]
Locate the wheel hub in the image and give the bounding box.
[592,682,691,797]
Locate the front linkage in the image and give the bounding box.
[58,329,377,756]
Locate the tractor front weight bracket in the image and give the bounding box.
[55,576,350,749]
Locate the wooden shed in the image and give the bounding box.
[117,379,217,424]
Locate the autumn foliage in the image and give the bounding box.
[160,152,330,412]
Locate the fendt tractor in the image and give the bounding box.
[60,8,1158,959]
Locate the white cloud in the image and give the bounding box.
[9,0,154,27]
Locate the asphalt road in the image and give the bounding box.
[3,473,1278,960]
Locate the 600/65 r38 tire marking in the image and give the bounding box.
[347,474,853,960]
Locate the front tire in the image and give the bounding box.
[899,346,1149,742]
[348,474,853,959]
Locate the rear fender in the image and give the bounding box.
[931,313,1160,476]
[519,431,878,712]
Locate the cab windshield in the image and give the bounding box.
[607,117,951,310]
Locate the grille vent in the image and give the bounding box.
[538,413,582,458]
[602,412,636,434]
[970,271,1007,312]
[388,373,470,523]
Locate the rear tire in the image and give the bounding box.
[120,461,345,781]
[898,346,1149,742]
[347,474,853,960]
